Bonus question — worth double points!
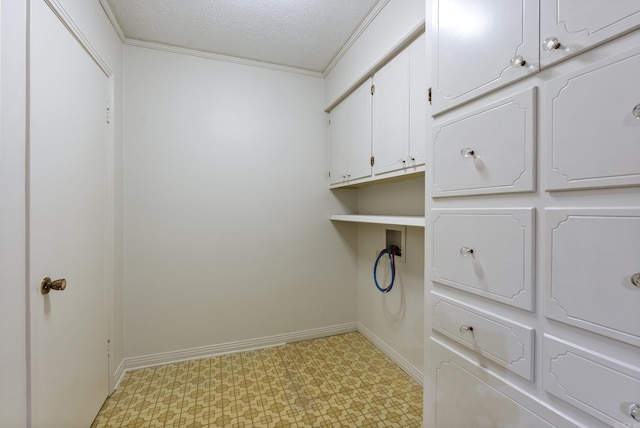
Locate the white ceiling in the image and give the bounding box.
[103,0,382,74]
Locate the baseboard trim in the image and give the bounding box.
[114,322,358,388]
[112,359,126,392]
[357,323,424,386]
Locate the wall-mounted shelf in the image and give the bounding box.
[330,214,425,227]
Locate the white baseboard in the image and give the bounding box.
[357,323,424,386]
[114,322,358,388]
[112,359,126,391]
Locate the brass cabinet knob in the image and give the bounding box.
[41,277,67,295]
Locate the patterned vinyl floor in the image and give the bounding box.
[92,332,423,427]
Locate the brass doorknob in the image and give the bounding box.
[41,277,67,295]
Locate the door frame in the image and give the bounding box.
[26,0,117,420]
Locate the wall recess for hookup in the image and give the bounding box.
[385,226,406,263]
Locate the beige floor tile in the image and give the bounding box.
[92,332,422,428]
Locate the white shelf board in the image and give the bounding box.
[330,214,425,227]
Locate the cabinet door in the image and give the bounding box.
[328,99,349,185]
[431,0,539,114]
[346,80,373,182]
[328,80,372,185]
[544,208,640,347]
[372,48,410,175]
[409,35,427,167]
[544,335,640,428]
[544,44,640,190]
[540,0,640,68]
[432,344,555,428]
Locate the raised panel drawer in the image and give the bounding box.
[544,44,640,190]
[432,88,536,197]
[431,208,535,310]
[431,292,534,380]
[544,334,640,427]
[540,1,640,68]
[544,208,640,347]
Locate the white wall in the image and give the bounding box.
[356,177,425,377]
[324,0,425,107]
[0,1,123,425]
[123,46,358,359]
[324,0,427,377]
[0,2,28,425]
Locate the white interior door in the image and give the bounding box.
[29,1,110,427]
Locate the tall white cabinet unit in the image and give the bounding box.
[425,2,640,427]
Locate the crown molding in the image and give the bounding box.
[322,0,391,77]
[98,0,125,42]
[123,39,325,78]
[43,0,112,76]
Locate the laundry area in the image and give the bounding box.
[2,1,640,427]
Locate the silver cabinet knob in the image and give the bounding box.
[629,403,640,421]
[460,325,473,334]
[510,55,526,67]
[461,148,476,158]
[543,36,561,51]
[632,273,640,287]
[460,247,474,257]
[633,104,640,119]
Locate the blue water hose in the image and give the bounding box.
[373,246,398,293]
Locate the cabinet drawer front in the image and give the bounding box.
[433,88,536,197]
[544,45,640,190]
[544,335,640,427]
[431,208,535,310]
[431,0,539,114]
[432,292,534,380]
[540,0,640,68]
[544,208,640,347]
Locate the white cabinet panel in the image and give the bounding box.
[328,80,372,185]
[432,292,534,380]
[409,35,427,168]
[372,48,410,175]
[433,88,536,197]
[544,45,640,190]
[544,335,640,427]
[431,0,539,114]
[434,350,553,428]
[540,0,640,67]
[431,208,535,310]
[328,96,349,185]
[544,208,640,347]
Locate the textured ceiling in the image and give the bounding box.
[104,0,381,73]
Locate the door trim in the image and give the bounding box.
[26,0,117,420]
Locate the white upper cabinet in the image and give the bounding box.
[372,35,427,176]
[372,48,410,175]
[540,0,640,68]
[328,80,372,185]
[330,35,427,187]
[409,35,428,168]
[431,0,539,114]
